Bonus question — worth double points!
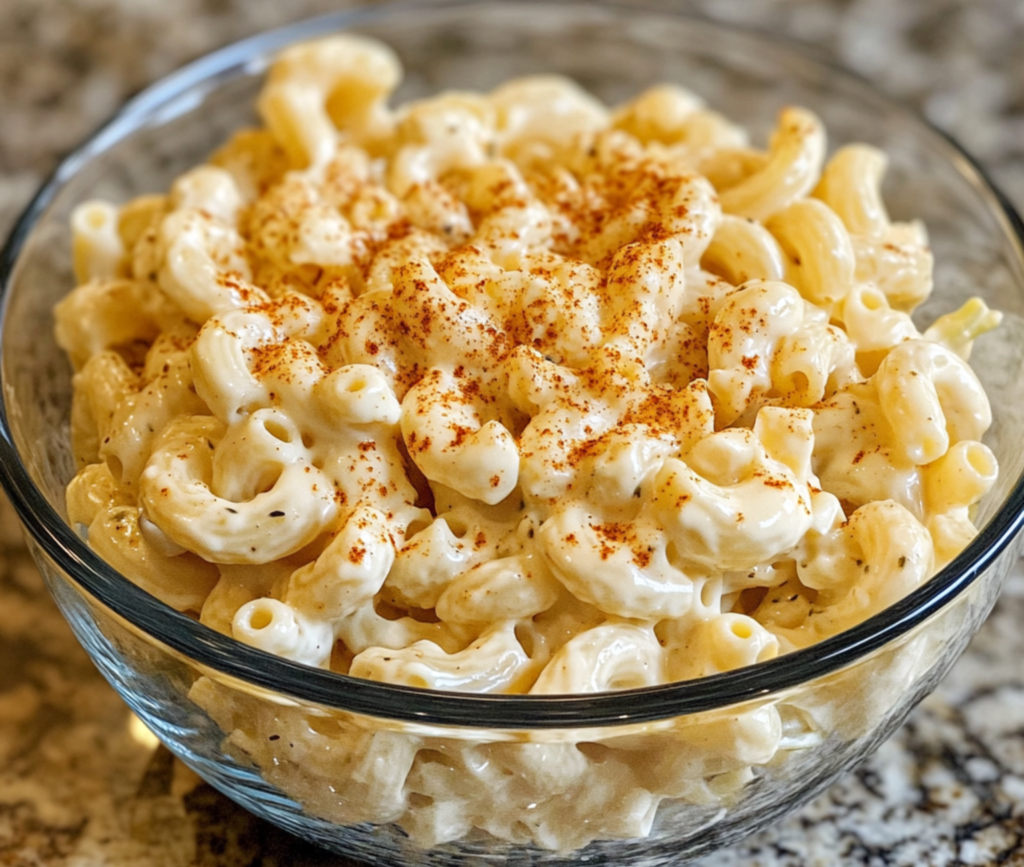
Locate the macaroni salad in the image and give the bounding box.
[56,34,1001,850]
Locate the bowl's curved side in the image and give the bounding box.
[27,516,1017,863]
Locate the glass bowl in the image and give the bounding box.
[3,1,1024,864]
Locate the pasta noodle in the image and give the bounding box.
[54,33,1002,852]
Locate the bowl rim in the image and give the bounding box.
[2,0,1024,730]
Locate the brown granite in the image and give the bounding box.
[2,1,1024,865]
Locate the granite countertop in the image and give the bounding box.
[3,1,1024,865]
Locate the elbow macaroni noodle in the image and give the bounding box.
[55,34,1002,852]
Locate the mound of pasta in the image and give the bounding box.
[57,34,1000,697]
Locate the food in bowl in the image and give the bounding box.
[52,33,1002,850]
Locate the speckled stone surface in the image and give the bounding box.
[2,1,1024,865]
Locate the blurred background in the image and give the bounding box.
[5,0,1024,227]
[2,2,1024,865]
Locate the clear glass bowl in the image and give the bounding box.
[3,2,1024,864]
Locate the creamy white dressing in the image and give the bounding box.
[55,32,1003,852]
